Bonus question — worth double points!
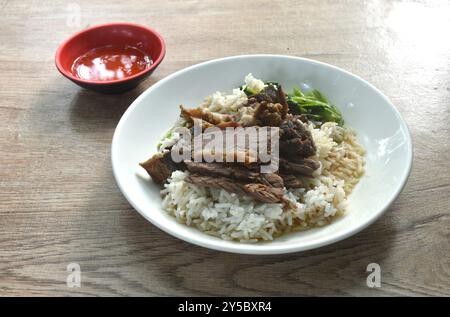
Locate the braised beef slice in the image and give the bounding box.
[186,173,284,204]
[140,151,182,184]
[277,85,288,118]
[243,183,285,204]
[280,174,305,188]
[279,158,320,176]
[246,85,286,105]
[184,161,284,188]
[295,114,309,123]
[248,86,289,127]
[260,173,284,188]
[250,85,279,103]
[279,116,316,157]
[185,174,246,197]
[254,101,285,127]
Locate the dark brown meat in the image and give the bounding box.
[279,137,316,158]
[184,161,284,188]
[140,151,182,184]
[184,161,238,178]
[261,173,284,188]
[248,85,289,127]
[277,85,288,119]
[186,173,285,204]
[186,173,247,196]
[279,158,320,176]
[245,96,258,106]
[280,174,305,188]
[254,101,285,126]
[295,114,309,123]
[279,116,316,157]
[250,85,279,103]
[243,183,285,204]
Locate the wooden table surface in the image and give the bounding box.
[1,0,449,297]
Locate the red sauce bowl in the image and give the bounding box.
[55,22,165,93]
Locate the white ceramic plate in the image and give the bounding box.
[112,55,412,254]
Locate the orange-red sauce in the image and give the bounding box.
[71,45,153,81]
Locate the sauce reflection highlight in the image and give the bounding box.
[71,45,153,81]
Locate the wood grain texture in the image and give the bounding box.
[0,0,449,296]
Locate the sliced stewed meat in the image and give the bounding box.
[261,173,284,188]
[186,173,285,204]
[140,151,182,184]
[242,85,288,127]
[254,101,285,127]
[279,116,316,157]
[186,173,247,196]
[248,84,279,103]
[184,161,284,188]
[280,174,305,188]
[276,85,288,117]
[243,183,285,204]
[279,158,320,176]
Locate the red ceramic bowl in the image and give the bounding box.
[55,22,165,93]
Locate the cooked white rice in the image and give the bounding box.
[160,75,365,243]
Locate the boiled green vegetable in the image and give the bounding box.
[242,81,344,125]
[243,86,258,96]
[287,87,344,125]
